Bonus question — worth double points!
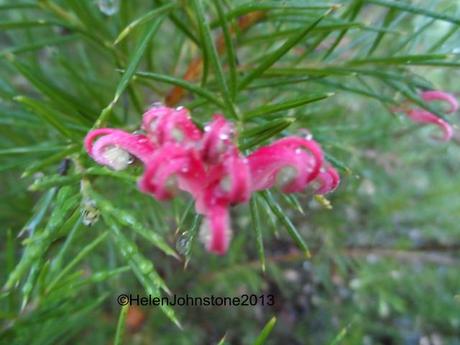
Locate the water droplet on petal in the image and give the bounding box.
[176,106,184,111]
[150,101,163,108]
[133,129,147,135]
[204,125,211,132]
[297,128,313,140]
[219,133,229,140]
[97,0,120,16]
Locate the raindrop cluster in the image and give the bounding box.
[85,105,339,254]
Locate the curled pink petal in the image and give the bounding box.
[205,149,251,203]
[314,165,340,194]
[201,115,236,164]
[247,136,324,193]
[142,105,202,145]
[421,91,459,114]
[199,205,231,255]
[138,144,206,200]
[406,109,453,141]
[84,128,156,170]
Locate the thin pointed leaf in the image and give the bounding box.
[94,195,179,259]
[214,0,238,99]
[114,304,130,345]
[367,0,460,25]
[134,70,225,107]
[114,3,177,45]
[46,232,109,293]
[250,196,265,272]
[96,18,165,127]
[238,8,334,89]
[244,93,334,120]
[192,0,238,118]
[261,191,310,257]
[252,316,277,345]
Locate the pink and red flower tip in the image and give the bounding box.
[397,90,459,141]
[84,105,340,255]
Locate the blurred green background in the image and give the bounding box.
[1,0,459,344]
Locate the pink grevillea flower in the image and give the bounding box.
[247,136,324,193]
[197,148,251,254]
[313,165,340,195]
[84,105,340,255]
[421,90,459,114]
[138,143,206,201]
[201,115,235,164]
[193,116,251,254]
[398,90,458,142]
[142,105,202,145]
[84,128,155,170]
[405,109,453,141]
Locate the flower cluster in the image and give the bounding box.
[398,90,459,141]
[85,105,339,254]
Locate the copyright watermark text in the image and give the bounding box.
[117,293,274,307]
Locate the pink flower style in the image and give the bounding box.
[85,105,340,255]
[397,90,459,141]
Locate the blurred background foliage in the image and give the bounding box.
[0,0,460,344]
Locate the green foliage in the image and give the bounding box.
[1,0,460,344]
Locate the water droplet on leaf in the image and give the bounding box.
[81,199,100,226]
[176,232,190,255]
[97,0,120,16]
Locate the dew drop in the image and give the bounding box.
[125,245,135,254]
[97,0,120,16]
[126,155,135,164]
[176,232,190,255]
[132,129,147,135]
[175,106,184,111]
[297,128,313,140]
[81,200,100,226]
[150,101,163,108]
[204,125,211,132]
[139,261,153,274]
